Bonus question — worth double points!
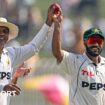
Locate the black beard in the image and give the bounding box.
[85,45,102,57]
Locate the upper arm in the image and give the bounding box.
[59,51,79,74]
[7,44,35,69]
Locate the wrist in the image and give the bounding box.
[54,23,61,29]
[13,74,18,78]
[46,18,52,27]
[11,76,18,84]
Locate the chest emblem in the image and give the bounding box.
[82,69,95,77]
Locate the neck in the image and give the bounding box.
[86,52,100,64]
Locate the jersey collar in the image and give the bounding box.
[83,53,105,65]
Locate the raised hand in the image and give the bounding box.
[46,3,63,26]
[52,3,64,63]
[52,3,63,26]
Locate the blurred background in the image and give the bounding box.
[1,0,105,105]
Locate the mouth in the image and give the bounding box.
[90,46,100,50]
[89,45,101,54]
[0,38,4,42]
[0,37,6,44]
[0,36,5,40]
[86,45,102,57]
[92,47,99,50]
[91,46,99,51]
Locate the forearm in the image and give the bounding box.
[52,22,63,62]
[8,24,52,68]
[31,23,52,53]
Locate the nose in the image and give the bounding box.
[92,42,102,48]
[93,42,99,46]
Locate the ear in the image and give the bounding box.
[84,40,87,46]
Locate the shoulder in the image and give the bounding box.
[63,50,85,62]
[4,47,18,58]
[100,56,105,64]
[5,47,15,53]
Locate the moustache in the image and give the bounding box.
[89,46,100,49]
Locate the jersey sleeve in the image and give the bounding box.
[0,85,4,92]
[6,24,52,69]
[60,50,78,75]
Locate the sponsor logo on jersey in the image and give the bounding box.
[0,72,11,79]
[82,81,105,90]
[0,91,16,96]
[82,69,94,77]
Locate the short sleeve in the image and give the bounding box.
[59,50,77,75]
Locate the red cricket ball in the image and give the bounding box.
[52,3,60,14]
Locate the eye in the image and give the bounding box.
[3,29,9,34]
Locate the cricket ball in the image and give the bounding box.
[52,3,60,14]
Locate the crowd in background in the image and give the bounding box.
[0,0,43,45]
[0,0,105,52]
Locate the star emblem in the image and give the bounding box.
[93,28,100,34]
